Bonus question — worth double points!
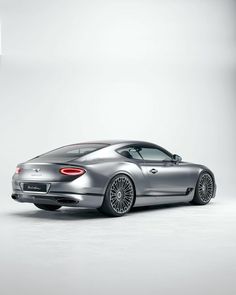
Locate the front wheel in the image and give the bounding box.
[34,204,61,211]
[192,172,214,205]
[98,174,135,217]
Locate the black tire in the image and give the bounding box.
[192,172,214,205]
[98,174,135,217]
[34,203,61,211]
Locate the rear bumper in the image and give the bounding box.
[11,191,104,208]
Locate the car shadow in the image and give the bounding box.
[9,207,107,220]
[8,202,201,221]
[131,202,192,214]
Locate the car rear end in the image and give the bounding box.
[11,143,108,208]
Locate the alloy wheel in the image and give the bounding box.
[198,173,214,202]
[109,176,134,214]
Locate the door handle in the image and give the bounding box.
[150,168,158,174]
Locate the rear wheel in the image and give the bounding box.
[34,204,61,211]
[98,174,135,217]
[192,172,214,205]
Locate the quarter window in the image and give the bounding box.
[118,147,142,160]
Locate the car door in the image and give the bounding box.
[135,145,192,196]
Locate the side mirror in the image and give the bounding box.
[172,154,182,163]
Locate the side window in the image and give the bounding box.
[139,147,171,161]
[117,145,171,161]
[117,146,142,160]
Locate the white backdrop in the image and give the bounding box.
[0,0,235,201]
[0,0,236,191]
[0,0,236,202]
[1,2,236,295]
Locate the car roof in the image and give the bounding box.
[75,140,156,146]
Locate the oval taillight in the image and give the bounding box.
[16,167,21,174]
[59,167,86,176]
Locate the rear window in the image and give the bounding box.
[39,143,107,159]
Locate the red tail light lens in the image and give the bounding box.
[59,167,86,176]
[15,167,21,174]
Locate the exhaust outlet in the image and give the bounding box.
[11,194,18,200]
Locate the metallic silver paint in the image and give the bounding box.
[12,140,216,209]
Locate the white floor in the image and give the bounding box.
[1,196,236,295]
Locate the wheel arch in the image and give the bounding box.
[104,171,137,207]
[195,168,216,198]
[198,168,216,183]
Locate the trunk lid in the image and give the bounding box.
[17,158,82,182]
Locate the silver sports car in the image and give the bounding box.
[12,140,216,217]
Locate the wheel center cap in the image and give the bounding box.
[117,191,122,199]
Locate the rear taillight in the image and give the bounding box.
[59,167,86,176]
[15,167,21,174]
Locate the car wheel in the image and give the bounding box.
[98,174,135,217]
[34,204,61,211]
[192,172,214,205]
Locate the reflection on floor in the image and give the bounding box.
[1,198,236,295]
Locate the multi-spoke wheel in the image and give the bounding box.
[98,174,135,217]
[192,172,214,205]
